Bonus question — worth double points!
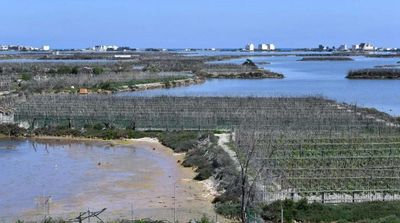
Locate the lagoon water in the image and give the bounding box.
[0,140,132,217]
[0,139,215,221]
[0,139,187,220]
[119,55,400,116]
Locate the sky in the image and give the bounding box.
[1,0,399,49]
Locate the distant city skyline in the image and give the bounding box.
[1,0,399,49]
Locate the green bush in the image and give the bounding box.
[93,67,104,75]
[97,82,117,91]
[21,73,31,81]
[56,66,72,74]
[242,59,257,67]
[143,64,161,72]
[194,165,213,180]
[372,215,400,223]
[157,131,201,152]
[193,215,215,223]
[182,148,207,167]
[215,202,241,220]
[164,80,171,88]
[0,124,27,136]
[261,200,400,223]
[34,126,81,137]
[93,123,104,130]
[71,66,79,74]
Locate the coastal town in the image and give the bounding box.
[1,42,399,53]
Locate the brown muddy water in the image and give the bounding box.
[0,138,218,222]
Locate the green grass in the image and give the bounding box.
[20,72,31,81]
[262,199,400,223]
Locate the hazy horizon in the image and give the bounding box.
[1,0,399,49]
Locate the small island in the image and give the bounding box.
[347,68,400,79]
[199,59,284,79]
[299,56,354,61]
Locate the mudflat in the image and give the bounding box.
[0,138,222,222]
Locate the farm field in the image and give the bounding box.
[9,95,400,204]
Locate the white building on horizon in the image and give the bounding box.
[352,43,375,51]
[258,44,269,51]
[258,43,276,51]
[359,43,375,51]
[268,43,276,51]
[93,45,119,52]
[245,43,255,51]
[352,44,360,51]
[42,45,50,51]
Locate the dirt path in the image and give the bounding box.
[215,133,240,171]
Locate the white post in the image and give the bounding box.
[131,203,134,222]
[173,182,177,223]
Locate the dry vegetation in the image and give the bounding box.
[0,52,283,94]
[198,63,283,79]
[347,68,400,79]
[299,57,354,61]
[14,95,394,131]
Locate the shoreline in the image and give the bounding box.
[116,77,205,93]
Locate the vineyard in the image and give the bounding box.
[12,95,400,203]
[13,95,394,132]
[235,129,400,203]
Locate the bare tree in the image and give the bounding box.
[234,128,279,223]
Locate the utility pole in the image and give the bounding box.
[281,203,284,223]
[215,204,218,223]
[173,182,176,223]
[131,203,134,222]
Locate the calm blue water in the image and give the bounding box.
[118,55,400,116]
